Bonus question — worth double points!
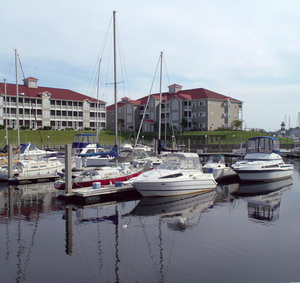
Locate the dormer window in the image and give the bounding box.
[23,77,38,88]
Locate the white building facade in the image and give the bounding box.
[0,77,106,130]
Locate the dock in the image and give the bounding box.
[9,174,60,185]
[58,183,142,205]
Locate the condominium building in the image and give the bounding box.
[106,84,243,132]
[0,77,106,130]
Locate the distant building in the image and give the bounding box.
[280,121,286,137]
[0,77,106,130]
[106,84,243,133]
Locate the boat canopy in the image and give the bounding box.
[157,153,201,170]
[72,133,98,149]
[246,136,280,154]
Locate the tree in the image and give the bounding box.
[231,120,243,131]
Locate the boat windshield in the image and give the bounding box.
[156,154,201,170]
[247,137,280,154]
[206,154,225,164]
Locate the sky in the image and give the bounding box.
[1,0,300,132]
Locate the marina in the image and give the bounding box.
[0,158,299,282]
[1,4,300,282]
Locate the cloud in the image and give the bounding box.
[1,0,300,131]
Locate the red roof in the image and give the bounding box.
[0,82,105,103]
[106,97,141,110]
[135,87,242,105]
[106,102,125,111]
[23,77,38,81]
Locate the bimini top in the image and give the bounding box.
[246,136,280,154]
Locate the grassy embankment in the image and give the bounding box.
[0,129,293,148]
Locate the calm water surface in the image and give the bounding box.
[1,159,300,283]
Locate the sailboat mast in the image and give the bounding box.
[96,59,101,144]
[15,49,20,148]
[4,79,8,145]
[113,11,118,146]
[158,51,163,142]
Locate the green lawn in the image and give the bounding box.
[0,129,293,148]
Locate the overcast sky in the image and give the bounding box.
[1,0,300,131]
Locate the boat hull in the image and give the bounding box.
[55,169,143,190]
[234,167,293,182]
[133,178,217,197]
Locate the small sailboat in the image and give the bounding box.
[202,154,237,181]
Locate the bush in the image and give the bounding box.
[43,126,52,130]
[0,125,5,130]
[21,126,29,130]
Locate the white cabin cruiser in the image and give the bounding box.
[132,152,217,197]
[202,154,237,181]
[231,136,293,182]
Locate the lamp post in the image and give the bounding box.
[47,136,50,149]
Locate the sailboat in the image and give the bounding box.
[54,11,145,190]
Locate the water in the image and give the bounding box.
[1,160,300,283]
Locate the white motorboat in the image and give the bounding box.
[202,154,237,181]
[231,136,293,182]
[0,156,64,180]
[132,152,217,197]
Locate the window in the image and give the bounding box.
[68,101,72,106]
[74,102,78,106]
[50,110,55,116]
[199,112,206,117]
[37,109,42,115]
[79,102,83,107]
[56,100,61,105]
[90,112,95,117]
[62,101,67,106]
[50,100,55,105]
[199,101,206,106]
[62,111,66,116]
[37,99,42,104]
[57,110,61,116]
[68,111,72,116]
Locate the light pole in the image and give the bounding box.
[47,136,50,149]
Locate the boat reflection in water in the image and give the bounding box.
[233,178,293,223]
[129,190,217,231]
